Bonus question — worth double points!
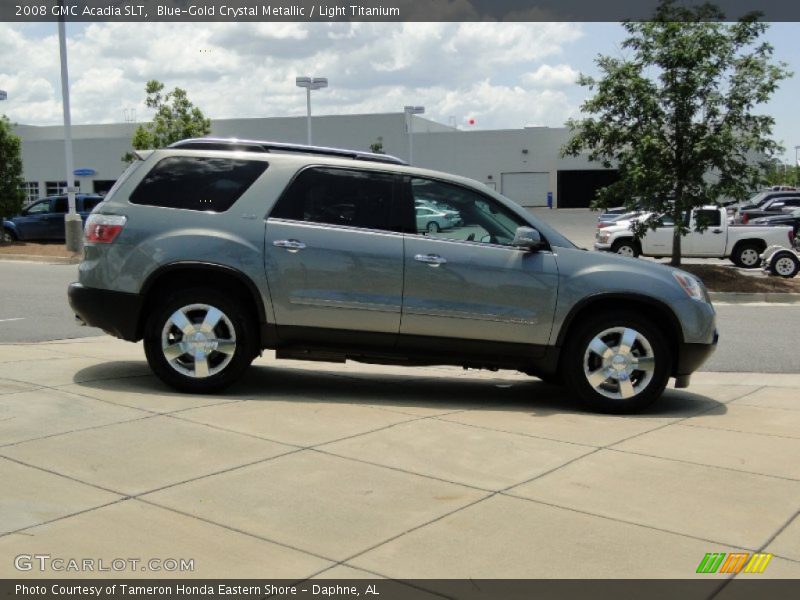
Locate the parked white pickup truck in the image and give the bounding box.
[594,206,794,268]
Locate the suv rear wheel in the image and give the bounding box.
[143,288,257,393]
[562,312,671,413]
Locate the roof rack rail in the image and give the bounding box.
[168,137,408,166]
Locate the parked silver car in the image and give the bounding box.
[69,138,717,412]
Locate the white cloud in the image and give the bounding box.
[522,64,580,88]
[0,22,586,131]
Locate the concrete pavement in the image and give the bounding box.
[0,336,798,582]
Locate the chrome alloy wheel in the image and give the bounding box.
[582,327,655,400]
[775,256,797,276]
[161,303,237,378]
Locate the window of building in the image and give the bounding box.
[270,167,397,231]
[20,182,39,204]
[129,157,268,212]
[45,181,79,196]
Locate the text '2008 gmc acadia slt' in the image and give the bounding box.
[69,138,718,413]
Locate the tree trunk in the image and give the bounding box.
[670,203,682,267]
[671,227,682,267]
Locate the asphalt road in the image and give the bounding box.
[0,259,797,373]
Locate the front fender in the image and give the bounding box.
[550,247,715,346]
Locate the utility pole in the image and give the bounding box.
[58,5,83,253]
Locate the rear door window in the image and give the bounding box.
[52,197,68,214]
[269,167,399,231]
[130,156,268,212]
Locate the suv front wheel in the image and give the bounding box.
[562,312,671,413]
[143,288,257,393]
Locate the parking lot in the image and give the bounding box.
[1,335,799,581]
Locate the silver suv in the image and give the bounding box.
[69,138,718,412]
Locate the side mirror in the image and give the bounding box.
[512,226,543,250]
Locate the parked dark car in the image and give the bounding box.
[740,197,800,223]
[2,195,103,241]
[749,207,800,239]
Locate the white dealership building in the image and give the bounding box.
[14,112,615,209]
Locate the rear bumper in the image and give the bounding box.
[676,330,719,376]
[68,283,142,342]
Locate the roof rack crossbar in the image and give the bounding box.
[168,138,408,165]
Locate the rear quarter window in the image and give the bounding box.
[129,156,268,212]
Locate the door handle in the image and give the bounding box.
[273,239,306,252]
[414,253,447,266]
[712,229,723,234]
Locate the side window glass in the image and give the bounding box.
[130,157,268,212]
[82,197,101,212]
[270,167,395,231]
[52,197,68,214]
[410,178,526,246]
[26,200,51,215]
[695,209,721,228]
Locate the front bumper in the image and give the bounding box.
[593,242,612,251]
[68,283,143,342]
[676,330,719,376]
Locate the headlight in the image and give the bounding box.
[597,231,610,243]
[673,272,708,302]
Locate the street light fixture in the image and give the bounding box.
[295,76,328,145]
[0,90,7,101]
[404,105,425,166]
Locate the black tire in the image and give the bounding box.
[561,311,671,413]
[769,253,800,278]
[143,288,258,393]
[731,242,762,268]
[2,228,17,243]
[427,221,440,233]
[611,239,640,258]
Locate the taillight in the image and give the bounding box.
[85,214,127,244]
[742,213,749,224]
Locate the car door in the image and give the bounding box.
[12,199,52,240]
[42,196,68,239]
[264,166,405,343]
[399,177,558,353]
[686,209,726,256]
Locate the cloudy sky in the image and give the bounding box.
[1,21,798,160]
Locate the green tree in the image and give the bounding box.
[369,137,385,154]
[0,115,25,244]
[123,80,211,162]
[562,0,790,266]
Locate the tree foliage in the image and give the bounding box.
[562,0,790,265]
[369,137,385,154]
[0,115,25,243]
[123,80,211,162]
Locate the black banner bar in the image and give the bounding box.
[3,580,800,600]
[4,0,800,23]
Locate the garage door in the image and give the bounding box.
[501,172,549,207]
[557,170,619,208]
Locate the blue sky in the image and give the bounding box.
[2,21,798,162]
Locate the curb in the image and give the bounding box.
[709,291,800,304]
[0,253,80,265]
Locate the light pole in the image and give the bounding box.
[295,76,328,145]
[58,10,82,253]
[795,146,800,187]
[404,105,425,166]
